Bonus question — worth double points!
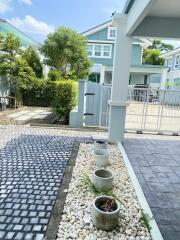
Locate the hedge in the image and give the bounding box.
[21,79,78,122]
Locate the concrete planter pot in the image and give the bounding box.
[94,149,109,167]
[91,196,120,231]
[94,140,108,150]
[93,169,113,192]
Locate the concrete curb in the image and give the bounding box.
[118,142,163,240]
[44,141,80,240]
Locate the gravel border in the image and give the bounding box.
[57,143,152,240]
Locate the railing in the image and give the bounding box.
[126,87,180,134]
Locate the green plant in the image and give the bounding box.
[41,26,92,80]
[140,210,152,233]
[21,79,78,122]
[78,173,125,206]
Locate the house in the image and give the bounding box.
[0,19,41,98]
[0,19,40,49]
[82,20,168,88]
[162,48,180,89]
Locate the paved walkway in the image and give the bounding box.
[124,133,180,240]
[0,126,90,240]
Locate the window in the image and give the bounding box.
[107,27,116,39]
[174,55,180,69]
[94,45,102,57]
[87,44,112,58]
[87,45,93,56]
[103,45,111,57]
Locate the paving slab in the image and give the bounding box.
[0,126,91,240]
[124,133,180,240]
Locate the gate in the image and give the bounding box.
[126,87,180,134]
[84,82,111,127]
[83,81,180,134]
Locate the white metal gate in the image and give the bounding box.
[83,82,180,134]
[126,87,180,134]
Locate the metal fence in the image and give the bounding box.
[83,82,180,134]
[126,87,180,134]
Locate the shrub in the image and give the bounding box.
[52,80,78,122]
[21,79,78,122]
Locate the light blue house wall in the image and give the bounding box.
[85,23,165,87]
[162,48,180,89]
[87,28,143,67]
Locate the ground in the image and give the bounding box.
[0,126,94,240]
[124,133,180,240]
[0,107,57,125]
[0,125,179,239]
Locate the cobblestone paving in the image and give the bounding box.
[124,133,180,240]
[0,126,91,240]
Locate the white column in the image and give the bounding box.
[160,68,168,90]
[100,65,105,85]
[108,13,133,143]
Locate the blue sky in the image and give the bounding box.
[1,0,180,47]
[0,0,126,43]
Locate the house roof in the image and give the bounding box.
[161,47,180,58]
[82,20,151,46]
[81,20,112,36]
[0,19,41,49]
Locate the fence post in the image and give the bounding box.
[69,80,86,128]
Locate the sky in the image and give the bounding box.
[0,0,180,47]
[0,0,126,43]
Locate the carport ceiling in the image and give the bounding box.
[148,0,180,18]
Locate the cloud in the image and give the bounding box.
[7,15,55,36]
[0,0,12,14]
[18,0,32,5]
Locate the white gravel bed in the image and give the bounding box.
[57,143,151,240]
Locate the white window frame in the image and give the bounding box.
[174,55,180,69]
[166,57,172,68]
[107,27,116,40]
[87,44,93,56]
[87,43,112,59]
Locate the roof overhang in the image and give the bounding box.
[131,64,168,74]
[123,0,180,40]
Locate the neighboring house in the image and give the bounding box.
[0,19,41,97]
[162,48,180,89]
[82,21,168,88]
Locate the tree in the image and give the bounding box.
[41,26,92,80]
[148,40,174,52]
[22,46,43,78]
[0,33,36,98]
[143,49,165,65]
[143,40,174,65]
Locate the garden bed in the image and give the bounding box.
[57,143,151,240]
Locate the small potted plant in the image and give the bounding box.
[94,140,108,150]
[94,148,109,167]
[93,169,113,192]
[91,195,120,231]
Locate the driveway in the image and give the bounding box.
[124,133,180,240]
[0,126,90,240]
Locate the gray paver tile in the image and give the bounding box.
[0,127,90,239]
[124,137,180,240]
